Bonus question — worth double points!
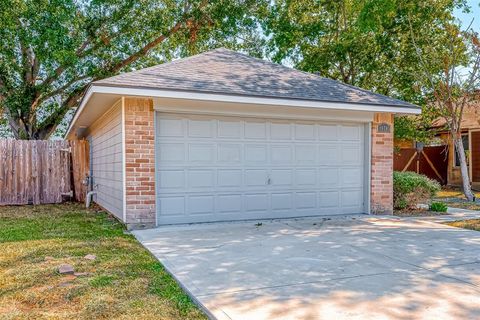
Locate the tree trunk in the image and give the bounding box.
[454,135,475,201]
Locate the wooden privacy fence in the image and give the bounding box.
[394,146,448,185]
[0,139,89,205]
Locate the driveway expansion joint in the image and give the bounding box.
[195,271,400,297]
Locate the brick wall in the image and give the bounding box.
[371,113,394,214]
[124,97,156,228]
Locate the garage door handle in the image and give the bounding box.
[267,177,271,185]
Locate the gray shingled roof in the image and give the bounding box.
[95,48,418,109]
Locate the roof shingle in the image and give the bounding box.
[95,48,418,109]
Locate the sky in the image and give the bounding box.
[454,0,480,31]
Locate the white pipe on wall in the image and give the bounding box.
[85,191,96,208]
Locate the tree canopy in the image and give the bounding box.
[0,0,474,139]
[264,0,467,103]
[0,0,266,139]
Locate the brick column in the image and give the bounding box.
[124,97,156,229]
[371,113,394,214]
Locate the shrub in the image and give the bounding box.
[429,202,448,212]
[393,171,441,210]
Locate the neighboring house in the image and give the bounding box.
[394,106,480,186]
[66,48,420,229]
[433,106,480,186]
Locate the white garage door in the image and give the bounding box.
[155,113,366,225]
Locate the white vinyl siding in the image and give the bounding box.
[89,101,124,219]
[156,113,365,225]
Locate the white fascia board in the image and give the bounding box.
[66,84,421,137]
[65,85,94,138]
[94,85,421,114]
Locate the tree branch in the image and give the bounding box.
[40,37,94,89]
[35,86,89,139]
[108,20,184,74]
[37,74,91,106]
[107,0,209,74]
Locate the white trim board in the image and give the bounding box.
[121,97,127,223]
[96,85,421,113]
[154,102,375,123]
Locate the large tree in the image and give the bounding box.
[0,0,265,139]
[412,22,479,200]
[263,0,467,104]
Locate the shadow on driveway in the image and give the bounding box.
[133,216,480,320]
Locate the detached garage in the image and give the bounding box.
[66,48,420,229]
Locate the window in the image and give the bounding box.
[454,134,469,167]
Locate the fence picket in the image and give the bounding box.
[0,139,89,205]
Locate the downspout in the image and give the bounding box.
[85,136,96,208]
[84,174,97,208]
[86,189,96,208]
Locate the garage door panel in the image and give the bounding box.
[319,191,340,208]
[295,145,317,164]
[295,123,316,140]
[159,196,185,216]
[217,194,243,213]
[217,170,242,187]
[296,169,317,186]
[340,168,363,187]
[270,122,292,140]
[188,144,215,162]
[188,170,214,188]
[296,192,317,209]
[245,144,267,162]
[188,195,215,214]
[245,170,268,186]
[271,193,293,210]
[159,170,185,190]
[270,169,293,186]
[271,145,293,164]
[218,120,242,138]
[318,145,339,165]
[318,124,338,140]
[340,124,361,141]
[245,122,266,139]
[217,144,242,163]
[188,119,214,138]
[158,143,185,162]
[341,146,362,165]
[156,113,366,224]
[318,168,339,187]
[341,190,363,208]
[245,194,269,211]
[158,118,184,137]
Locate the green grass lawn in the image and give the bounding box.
[0,203,206,320]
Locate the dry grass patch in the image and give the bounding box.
[0,203,206,320]
[435,188,480,200]
[434,187,480,211]
[445,219,480,232]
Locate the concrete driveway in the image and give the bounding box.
[133,216,480,320]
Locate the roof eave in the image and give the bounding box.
[65,84,421,138]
